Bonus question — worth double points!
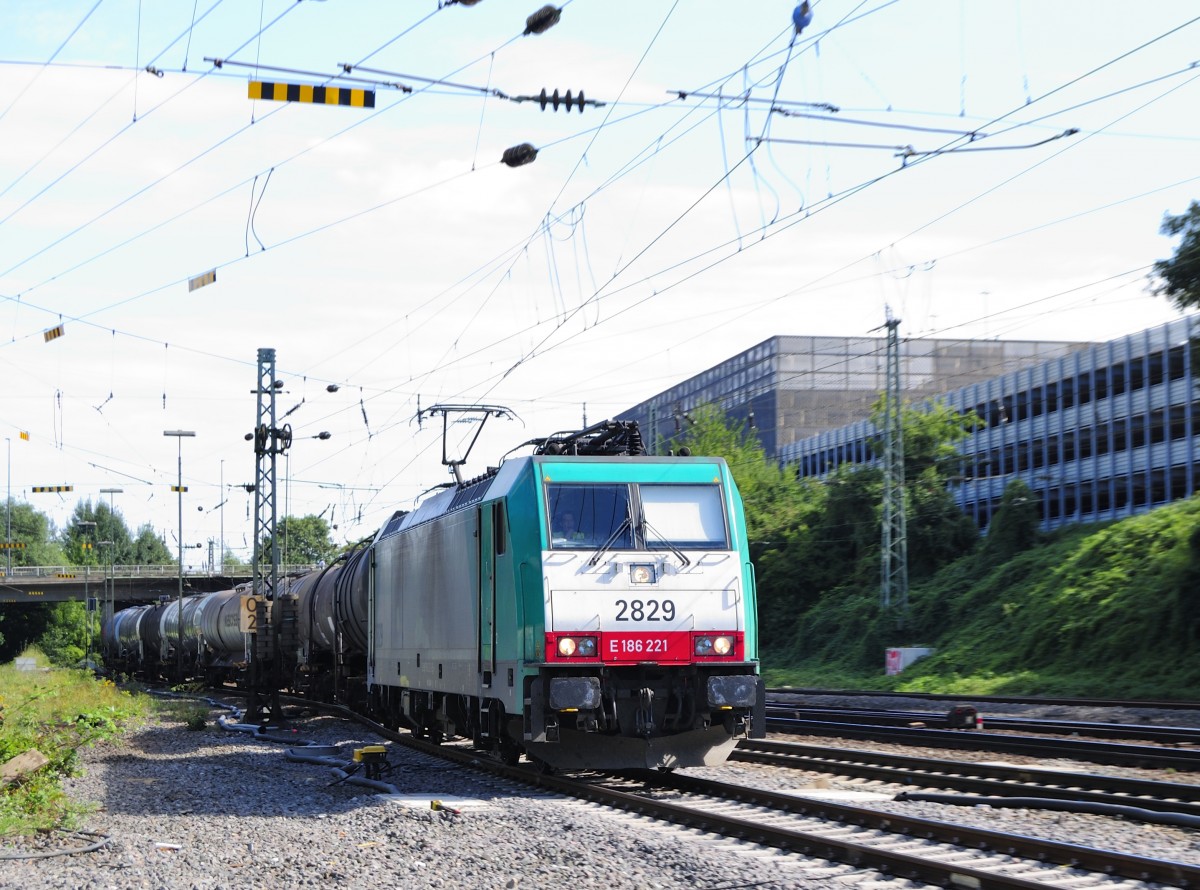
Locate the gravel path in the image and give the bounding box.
[5,698,1200,889]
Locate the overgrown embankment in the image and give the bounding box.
[0,649,151,835]
[766,497,1200,699]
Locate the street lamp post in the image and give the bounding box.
[98,541,113,660]
[5,436,11,578]
[78,521,96,666]
[99,488,123,620]
[164,430,195,678]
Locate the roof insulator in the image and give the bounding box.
[524,5,561,35]
[457,0,484,5]
[501,143,538,167]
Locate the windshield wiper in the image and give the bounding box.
[587,516,632,566]
[640,517,691,568]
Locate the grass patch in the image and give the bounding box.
[160,697,211,731]
[764,496,1200,700]
[0,648,151,837]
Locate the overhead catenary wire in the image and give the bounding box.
[0,0,308,247]
[0,0,105,128]
[0,0,880,332]
[4,1,1195,537]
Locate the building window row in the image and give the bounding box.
[967,345,1188,427]
[968,462,1196,528]
[966,402,1197,478]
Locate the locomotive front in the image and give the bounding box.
[524,455,765,770]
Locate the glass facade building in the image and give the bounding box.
[618,334,1088,458]
[781,316,1200,531]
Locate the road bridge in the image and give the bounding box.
[0,565,318,606]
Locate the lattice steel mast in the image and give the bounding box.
[879,312,909,621]
[247,347,290,723]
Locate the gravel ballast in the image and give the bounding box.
[2,711,840,890]
[5,698,1200,889]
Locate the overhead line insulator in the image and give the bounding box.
[501,143,538,168]
[518,88,603,113]
[524,5,561,35]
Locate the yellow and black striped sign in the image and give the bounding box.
[19,431,29,441]
[188,269,216,292]
[0,542,24,549]
[171,485,189,493]
[44,324,65,342]
[248,80,374,108]
[33,485,73,493]
[55,573,76,580]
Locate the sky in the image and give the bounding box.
[1,1,1197,565]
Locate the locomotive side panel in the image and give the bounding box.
[494,463,546,666]
[373,507,480,695]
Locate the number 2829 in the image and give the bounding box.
[614,598,675,622]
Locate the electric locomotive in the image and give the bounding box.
[103,420,766,771]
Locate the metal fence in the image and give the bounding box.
[1,564,317,580]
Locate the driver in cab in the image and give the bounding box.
[552,510,587,547]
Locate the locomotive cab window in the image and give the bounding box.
[641,484,729,550]
[546,482,728,551]
[548,484,633,550]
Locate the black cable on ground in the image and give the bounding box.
[0,829,112,860]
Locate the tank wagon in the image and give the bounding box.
[103,421,765,771]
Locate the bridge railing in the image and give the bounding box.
[2,564,319,581]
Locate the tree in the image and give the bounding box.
[130,523,173,565]
[1151,201,1200,310]
[38,601,88,667]
[868,397,981,580]
[260,514,336,566]
[0,501,62,659]
[979,479,1041,566]
[871,397,981,480]
[2,499,65,567]
[60,499,172,567]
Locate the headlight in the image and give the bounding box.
[694,635,735,656]
[557,636,597,657]
[629,564,654,584]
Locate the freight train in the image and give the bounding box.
[101,421,765,771]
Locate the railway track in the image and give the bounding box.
[224,693,1200,889]
[765,714,1200,770]
[557,768,1200,889]
[767,703,1200,744]
[768,687,1200,712]
[735,739,1200,822]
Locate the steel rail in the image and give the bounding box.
[767,716,1200,770]
[735,739,1200,816]
[638,769,1200,889]
[766,704,1200,743]
[769,687,1200,712]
